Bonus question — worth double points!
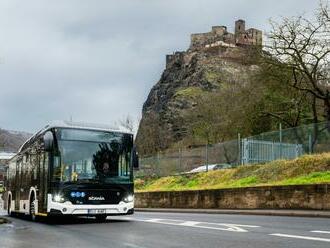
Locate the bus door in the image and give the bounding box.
[14,159,22,211]
[38,152,49,213]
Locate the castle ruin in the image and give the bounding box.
[190,19,262,50]
[166,19,262,68]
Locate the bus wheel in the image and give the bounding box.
[29,196,37,221]
[95,215,107,222]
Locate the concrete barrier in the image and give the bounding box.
[135,184,330,210]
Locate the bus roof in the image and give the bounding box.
[18,120,133,153]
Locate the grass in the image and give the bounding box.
[205,70,222,83]
[174,87,204,98]
[135,152,330,192]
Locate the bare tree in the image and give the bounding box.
[320,0,330,22]
[119,115,134,133]
[265,0,330,127]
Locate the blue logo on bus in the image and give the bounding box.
[70,192,86,198]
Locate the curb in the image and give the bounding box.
[0,217,9,224]
[135,208,330,218]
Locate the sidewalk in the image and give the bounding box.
[135,208,330,218]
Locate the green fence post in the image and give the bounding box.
[308,133,312,154]
[238,133,241,166]
[205,144,209,172]
[279,123,282,159]
[179,148,182,173]
[157,152,160,176]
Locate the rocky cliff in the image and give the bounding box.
[136,43,261,155]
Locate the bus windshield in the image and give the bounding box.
[52,128,133,184]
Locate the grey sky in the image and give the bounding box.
[0,0,319,133]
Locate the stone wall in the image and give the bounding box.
[135,184,330,210]
[190,32,217,50]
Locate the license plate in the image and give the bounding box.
[88,209,106,214]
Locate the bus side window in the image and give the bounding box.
[53,156,61,181]
[31,153,38,181]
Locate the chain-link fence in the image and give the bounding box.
[136,121,330,177]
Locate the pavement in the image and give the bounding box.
[1,211,330,248]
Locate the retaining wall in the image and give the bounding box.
[135,184,330,210]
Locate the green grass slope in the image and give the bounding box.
[135,153,330,192]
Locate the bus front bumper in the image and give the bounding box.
[47,196,134,216]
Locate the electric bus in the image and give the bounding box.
[4,121,139,221]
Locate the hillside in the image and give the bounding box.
[135,153,330,192]
[0,128,31,152]
[136,40,262,155]
[136,20,318,156]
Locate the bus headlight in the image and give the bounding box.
[53,194,65,203]
[123,195,134,203]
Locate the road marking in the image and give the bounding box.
[311,230,330,234]
[270,233,330,242]
[178,221,199,226]
[123,243,148,248]
[126,217,260,233]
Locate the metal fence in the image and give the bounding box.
[241,139,303,164]
[136,121,330,177]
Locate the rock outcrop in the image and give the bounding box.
[136,21,262,156]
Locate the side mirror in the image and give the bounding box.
[43,131,54,152]
[132,147,139,170]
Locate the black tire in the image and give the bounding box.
[95,215,107,222]
[29,195,37,221]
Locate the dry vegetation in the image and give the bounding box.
[135,152,330,192]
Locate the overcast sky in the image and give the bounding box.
[0,0,319,133]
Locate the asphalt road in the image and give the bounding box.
[0,211,330,248]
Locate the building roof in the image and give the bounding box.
[0,152,16,160]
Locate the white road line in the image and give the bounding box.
[270,233,330,242]
[127,217,260,233]
[177,221,199,226]
[141,217,260,228]
[123,243,148,248]
[311,230,330,234]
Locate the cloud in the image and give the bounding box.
[0,0,318,133]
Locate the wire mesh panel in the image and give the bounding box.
[241,139,304,164]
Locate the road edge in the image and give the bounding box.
[0,217,9,224]
[135,208,330,218]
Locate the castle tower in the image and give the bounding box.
[235,19,245,36]
[212,26,227,36]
